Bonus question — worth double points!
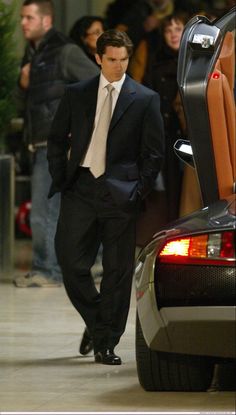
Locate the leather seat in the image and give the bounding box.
[207,31,235,199]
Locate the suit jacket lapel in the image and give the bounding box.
[109,75,136,131]
[84,76,100,131]
[74,76,99,159]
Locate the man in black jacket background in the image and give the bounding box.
[14,0,99,288]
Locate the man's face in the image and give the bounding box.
[95,46,129,82]
[21,4,50,43]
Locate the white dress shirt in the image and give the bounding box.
[81,73,126,168]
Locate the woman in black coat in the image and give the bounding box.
[143,13,186,222]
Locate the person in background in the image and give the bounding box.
[131,13,186,245]
[69,15,106,281]
[105,0,137,29]
[128,26,161,83]
[144,14,186,222]
[47,30,165,365]
[105,0,174,50]
[13,0,99,288]
[69,16,106,66]
[128,8,187,83]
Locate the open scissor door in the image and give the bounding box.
[177,7,235,206]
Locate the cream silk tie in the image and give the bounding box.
[89,84,114,178]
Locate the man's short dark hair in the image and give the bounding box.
[96,29,133,58]
[23,0,54,19]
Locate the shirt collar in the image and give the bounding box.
[99,72,126,93]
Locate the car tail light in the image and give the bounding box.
[212,72,220,79]
[158,231,235,265]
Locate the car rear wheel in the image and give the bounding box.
[136,313,214,391]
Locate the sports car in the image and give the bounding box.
[135,6,236,391]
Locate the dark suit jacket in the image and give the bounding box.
[47,74,165,206]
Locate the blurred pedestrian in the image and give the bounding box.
[131,13,186,245]
[69,16,106,66]
[143,13,186,222]
[105,0,174,49]
[14,0,99,288]
[69,15,107,280]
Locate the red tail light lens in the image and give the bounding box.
[159,231,235,265]
[220,231,235,258]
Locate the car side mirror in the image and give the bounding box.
[174,139,195,168]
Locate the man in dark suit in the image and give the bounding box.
[47,30,164,365]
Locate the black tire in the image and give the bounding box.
[218,360,236,390]
[136,313,214,391]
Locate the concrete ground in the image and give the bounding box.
[0,239,235,413]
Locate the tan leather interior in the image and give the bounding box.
[207,31,236,199]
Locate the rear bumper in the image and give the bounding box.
[159,306,236,358]
[137,285,236,358]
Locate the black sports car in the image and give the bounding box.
[135,7,236,392]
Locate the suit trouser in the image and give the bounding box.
[55,168,138,352]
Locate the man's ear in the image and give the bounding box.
[42,15,53,31]
[95,53,102,66]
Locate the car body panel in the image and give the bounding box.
[136,194,236,359]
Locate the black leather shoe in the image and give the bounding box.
[79,328,93,355]
[94,349,122,365]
